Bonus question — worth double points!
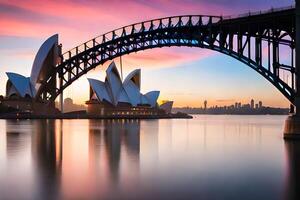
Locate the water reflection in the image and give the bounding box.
[6,120,62,199]
[6,120,31,160]
[61,119,143,199]
[1,116,300,200]
[88,120,140,185]
[31,120,62,200]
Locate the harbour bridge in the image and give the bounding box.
[37,2,300,117]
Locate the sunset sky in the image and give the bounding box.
[0,0,294,107]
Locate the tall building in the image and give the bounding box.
[238,102,241,108]
[204,100,207,110]
[250,99,254,109]
[259,101,263,108]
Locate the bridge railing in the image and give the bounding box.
[223,4,295,20]
[61,15,222,61]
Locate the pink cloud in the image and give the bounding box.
[0,0,229,46]
[0,0,222,71]
[121,47,214,69]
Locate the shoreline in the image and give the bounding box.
[0,113,290,120]
[0,112,193,120]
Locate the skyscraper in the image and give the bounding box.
[235,102,238,109]
[259,101,262,108]
[204,100,207,110]
[250,99,254,109]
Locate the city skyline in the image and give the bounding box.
[201,99,264,109]
[0,0,294,107]
[176,98,288,109]
[173,98,289,115]
[60,97,289,110]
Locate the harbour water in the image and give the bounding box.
[0,115,299,200]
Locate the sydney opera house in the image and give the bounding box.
[2,34,61,114]
[86,61,173,116]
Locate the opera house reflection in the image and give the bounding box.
[88,119,141,185]
[5,120,62,200]
[4,119,149,199]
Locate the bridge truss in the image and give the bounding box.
[37,6,296,106]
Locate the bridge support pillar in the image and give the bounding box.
[284,0,300,139]
[284,115,300,139]
[59,75,64,113]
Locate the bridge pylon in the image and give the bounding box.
[284,0,300,139]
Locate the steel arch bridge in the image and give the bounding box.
[38,6,297,106]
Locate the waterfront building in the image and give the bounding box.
[160,101,174,114]
[3,35,61,114]
[86,62,173,116]
[63,98,86,113]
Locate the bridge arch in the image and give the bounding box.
[38,9,296,105]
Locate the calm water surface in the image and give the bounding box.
[0,115,299,200]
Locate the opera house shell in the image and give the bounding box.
[3,34,60,114]
[86,62,173,116]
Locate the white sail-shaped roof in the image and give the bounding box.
[123,69,141,106]
[105,61,123,106]
[140,94,149,105]
[123,69,141,90]
[6,72,35,98]
[159,101,173,113]
[88,78,113,104]
[117,87,131,104]
[145,91,160,107]
[30,34,59,91]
